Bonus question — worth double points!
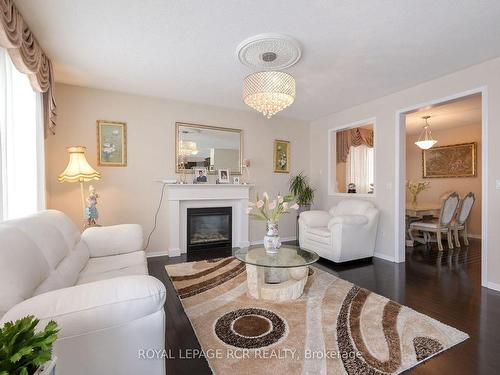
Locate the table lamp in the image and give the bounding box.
[58,146,101,219]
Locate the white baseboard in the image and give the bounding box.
[373,252,395,262]
[146,250,169,258]
[249,236,297,246]
[486,282,500,292]
[146,248,182,258]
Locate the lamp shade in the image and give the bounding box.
[58,146,101,183]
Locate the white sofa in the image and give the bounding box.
[0,210,166,375]
[299,199,379,263]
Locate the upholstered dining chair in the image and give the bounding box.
[409,192,460,251]
[452,192,476,247]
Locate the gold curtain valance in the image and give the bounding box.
[336,127,374,163]
[0,0,57,136]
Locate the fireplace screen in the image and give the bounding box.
[187,207,232,252]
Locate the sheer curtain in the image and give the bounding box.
[346,145,374,193]
[0,48,45,221]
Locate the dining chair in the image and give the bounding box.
[409,192,460,251]
[452,192,476,247]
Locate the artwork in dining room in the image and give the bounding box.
[422,142,477,178]
[273,139,290,173]
[97,120,127,166]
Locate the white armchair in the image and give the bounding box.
[299,199,379,263]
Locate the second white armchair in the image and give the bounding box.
[299,199,379,263]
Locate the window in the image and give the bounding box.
[329,120,375,195]
[0,48,45,221]
[345,144,374,193]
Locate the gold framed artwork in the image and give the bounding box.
[422,142,477,178]
[97,120,127,166]
[273,139,290,173]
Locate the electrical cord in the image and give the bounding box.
[144,182,167,251]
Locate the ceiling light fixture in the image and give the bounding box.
[243,71,295,118]
[415,116,437,150]
[237,34,301,118]
[179,140,198,156]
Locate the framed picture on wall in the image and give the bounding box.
[273,139,290,173]
[422,142,477,178]
[97,120,127,166]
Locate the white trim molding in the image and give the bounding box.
[146,250,170,258]
[486,282,500,293]
[394,86,489,287]
[374,252,395,262]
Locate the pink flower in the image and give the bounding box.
[290,203,300,210]
[246,207,253,214]
[268,200,277,210]
[282,202,288,210]
[256,200,264,208]
[278,195,284,204]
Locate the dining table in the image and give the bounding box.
[405,203,441,246]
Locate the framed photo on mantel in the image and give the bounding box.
[97,120,127,166]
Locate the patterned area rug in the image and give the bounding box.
[165,257,468,374]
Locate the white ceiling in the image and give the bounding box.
[405,94,481,134]
[14,0,500,121]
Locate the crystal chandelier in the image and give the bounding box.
[242,71,295,118]
[415,116,437,150]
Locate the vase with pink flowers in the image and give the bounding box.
[247,192,299,254]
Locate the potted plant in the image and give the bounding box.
[0,315,59,375]
[246,192,299,254]
[406,181,430,208]
[289,172,315,213]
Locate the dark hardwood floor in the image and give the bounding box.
[147,239,500,374]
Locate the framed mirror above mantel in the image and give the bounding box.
[175,122,243,175]
[328,118,376,197]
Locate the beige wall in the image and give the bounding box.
[46,84,310,252]
[310,56,500,287]
[406,124,482,236]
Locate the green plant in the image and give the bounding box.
[0,316,59,375]
[289,172,315,206]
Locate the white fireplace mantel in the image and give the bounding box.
[164,183,252,256]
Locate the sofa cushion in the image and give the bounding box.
[0,275,166,339]
[307,227,330,237]
[34,210,81,251]
[34,241,90,296]
[4,215,71,270]
[77,251,148,285]
[305,230,331,245]
[0,225,50,316]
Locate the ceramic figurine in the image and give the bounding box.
[85,185,99,227]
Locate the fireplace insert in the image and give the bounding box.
[186,207,232,253]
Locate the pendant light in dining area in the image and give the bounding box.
[415,116,437,149]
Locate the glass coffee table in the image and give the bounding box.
[234,245,319,302]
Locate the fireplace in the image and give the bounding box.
[186,207,232,253]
